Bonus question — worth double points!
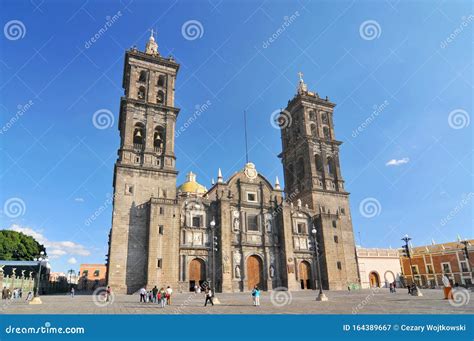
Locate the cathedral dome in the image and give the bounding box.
[178,171,207,195]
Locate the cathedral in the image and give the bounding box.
[106,33,360,294]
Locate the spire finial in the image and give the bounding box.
[145,28,159,55]
[275,176,281,190]
[298,71,304,82]
[217,168,223,183]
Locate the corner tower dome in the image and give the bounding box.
[178,171,207,196]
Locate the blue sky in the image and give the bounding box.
[0,0,472,273]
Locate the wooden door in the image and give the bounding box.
[369,272,380,287]
[299,261,312,289]
[247,255,263,290]
[189,258,205,291]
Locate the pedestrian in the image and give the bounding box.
[25,291,33,301]
[106,286,112,302]
[159,288,166,308]
[204,288,214,306]
[1,287,6,300]
[251,286,260,306]
[152,286,158,303]
[389,283,393,293]
[18,288,22,299]
[196,285,201,294]
[166,286,173,305]
[139,287,147,303]
[392,282,396,293]
[71,287,75,298]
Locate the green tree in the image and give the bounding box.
[0,230,46,260]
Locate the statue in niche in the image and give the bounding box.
[265,213,272,232]
[233,217,240,231]
[235,265,241,279]
[223,253,230,274]
[269,265,275,278]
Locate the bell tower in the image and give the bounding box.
[279,73,359,290]
[107,32,180,293]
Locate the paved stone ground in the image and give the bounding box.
[1,288,472,315]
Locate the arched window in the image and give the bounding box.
[321,112,328,124]
[309,110,316,121]
[133,123,145,149]
[138,70,147,83]
[310,124,317,136]
[327,157,336,176]
[315,154,323,173]
[157,90,165,104]
[154,126,165,152]
[157,74,166,87]
[138,86,146,100]
[323,126,330,139]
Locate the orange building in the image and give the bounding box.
[400,239,473,288]
[78,264,107,291]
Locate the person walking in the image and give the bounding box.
[159,288,167,308]
[204,288,214,306]
[166,286,173,305]
[139,287,147,303]
[71,287,75,298]
[152,286,158,303]
[2,287,7,300]
[106,286,112,302]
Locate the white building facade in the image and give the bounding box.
[356,247,402,289]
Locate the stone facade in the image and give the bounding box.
[107,36,360,294]
[356,247,402,289]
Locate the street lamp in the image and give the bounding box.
[311,227,328,301]
[29,251,48,304]
[401,234,422,296]
[209,218,219,302]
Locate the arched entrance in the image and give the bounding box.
[369,271,380,288]
[246,255,263,290]
[189,258,206,291]
[299,261,312,289]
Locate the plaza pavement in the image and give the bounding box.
[1,288,472,315]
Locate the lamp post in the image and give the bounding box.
[311,227,328,301]
[401,234,422,296]
[30,251,48,304]
[209,218,220,303]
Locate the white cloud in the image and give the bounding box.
[67,257,77,265]
[385,157,409,167]
[8,224,91,259]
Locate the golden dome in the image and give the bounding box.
[178,172,207,195]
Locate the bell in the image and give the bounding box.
[155,134,162,141]
[135,130,142,138]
